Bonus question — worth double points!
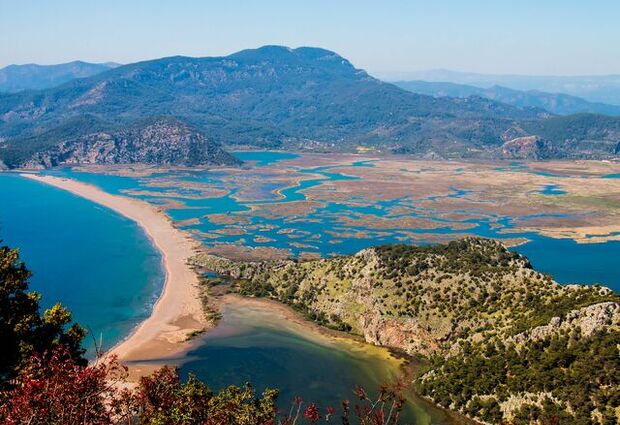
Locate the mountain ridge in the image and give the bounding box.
[394,80,620,116]
[1,46,620,166]
[387,69,620,105]
[0,61,119,93]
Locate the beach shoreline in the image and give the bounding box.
[21,173,207,378]
[16,172,474,424]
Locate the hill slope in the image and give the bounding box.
[12,116,241,169]
[0,46,540,155]
[192,237,619,424]
[395,80,620,116]
[1,46,620,163]
[0,61,118,93]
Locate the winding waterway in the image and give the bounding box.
[47,152,620,291]
[1,152,619,424]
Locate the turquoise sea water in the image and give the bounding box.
[2,152,618,424]
[0,173,164,353]
[46,152,620,292]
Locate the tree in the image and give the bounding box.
[0,346,127,425]
[0,245,86,383]
[0,242,408,424]
[0,349,407,425]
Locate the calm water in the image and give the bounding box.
[234,150,300,166]
[2,152,618,424]
[46,152,620,291]
[178,301,461,425]
[0,173,164,353]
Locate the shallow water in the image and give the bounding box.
[3,153,617,423]
[233,150,300,166]
[538,184,567,195]
[0,173,164,353]
[178,300,463,425]
[46,152,620,291]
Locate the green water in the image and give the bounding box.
[177,300,464,425]
[3,151,618,423]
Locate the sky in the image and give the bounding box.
[1,0,619,77]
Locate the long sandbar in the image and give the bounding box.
[22,174,206,377]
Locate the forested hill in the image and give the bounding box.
[5,116,241,169]
[1,46,620,167]
[193,237,620,424]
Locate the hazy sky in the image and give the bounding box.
[1,0,619,76]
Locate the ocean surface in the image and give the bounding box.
[1,152,618,424]
[44,152,620,292]
[0,173,164,353]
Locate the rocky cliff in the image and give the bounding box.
[191,237,620,424]
[499,136,555,160]
[20,117,241,169]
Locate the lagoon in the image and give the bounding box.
[45,152,620,291]
[2,152,619,424]
[177,298,465,425]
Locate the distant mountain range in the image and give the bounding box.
[0,61,119,93]
[385,69,620,106]
[1,46,619,168]
[394,80,620,116]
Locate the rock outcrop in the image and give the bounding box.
[510,301,620,345]
[192,237,620,424]
[21,117,241,169]
[500,135,555,160]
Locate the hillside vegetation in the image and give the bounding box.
[0,242,407,425]
[2,46,620,166]
[11,116,241,169]
[192,237,620,424]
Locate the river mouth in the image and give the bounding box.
[6,153,619,423]
[170,295,470,425]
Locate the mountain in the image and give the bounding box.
[385,69,620,106]
[193,237,620,424]
[0,61,119,93]
[394,80,620,116]
[0,46,543,153]
[16,116,241,169]
[0,46,619,166]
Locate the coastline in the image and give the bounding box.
[17,172,476,424]
[182,294,476,425]
[21,173,207,378]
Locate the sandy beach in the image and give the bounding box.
[22,174,206,377]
